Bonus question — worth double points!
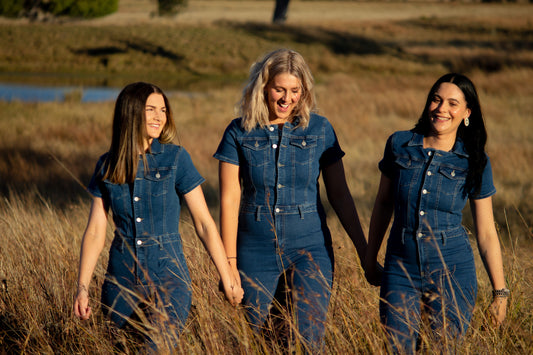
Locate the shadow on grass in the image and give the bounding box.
[0,147,98,209]
[221,21,533,74]
[0,147,223,212]
[222,21,403,56]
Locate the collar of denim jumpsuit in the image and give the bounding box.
[267,116,301,130]
[148,138,164,154]
[407,131,469,158]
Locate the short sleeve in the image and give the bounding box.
[213,119,241,166]
[175,147,205,195]
[470,155,496,199]
[87,154,108,198]
[378,134,395,179]
[318,119,345,169]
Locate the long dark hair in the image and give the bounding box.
[104,82,176,184]
[413,73,487,196]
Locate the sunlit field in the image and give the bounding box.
[1,1,532,353]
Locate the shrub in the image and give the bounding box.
[0,0,25,17]
[0,0,119,19]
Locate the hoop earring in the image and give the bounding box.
[464,117,470,127]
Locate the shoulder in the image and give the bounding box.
[309,112,330,125]
[387,130,416,147]
[306,113,334,131]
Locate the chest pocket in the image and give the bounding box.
[242,138,270,167]
[103,181,131,217]
[145,167,173,197]
[394,156,424,188]
[289,136,317,165]
[438,166,467,196]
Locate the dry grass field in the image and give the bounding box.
[0,0,532,353]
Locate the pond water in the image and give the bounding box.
[0,83,121,102]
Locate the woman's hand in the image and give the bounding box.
[219,259,243,306]
[73,285,92,320]
[489,296,508,326]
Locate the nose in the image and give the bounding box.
[153,109,163,120]
[282,91,293,102]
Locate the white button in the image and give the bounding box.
[134,196,140,202]
[137,240,142,246]
[428,151,432,156]
[155,173,161,179]
[451,170,456,177]
[420,211,425,216]
[418,232,423,238]
[275,208,280,213]
[302,141,307,146]
[278,184,282,188]
[269,126,275,131]
[422,189,428,195]
[272,144,278,149]
[427,171,432,176]
[136,217,142,222]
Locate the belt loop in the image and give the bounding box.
[401,228,406,245]
[298,205,304,220]
[256,206,261,221]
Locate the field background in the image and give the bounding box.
[0,0,532,353]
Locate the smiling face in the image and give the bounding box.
[143,93,167,149]
[428,82,471,138]
[265,72,302,124]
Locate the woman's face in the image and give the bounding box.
[428,82,471,137]
[265,72,302,123]
[143,93,167,148]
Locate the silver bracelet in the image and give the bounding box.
[492,288,510,298]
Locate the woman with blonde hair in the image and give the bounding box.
[74,82,243,350]
[215,49,368,351]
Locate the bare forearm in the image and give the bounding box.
[77,232,106,291]
[478,235,506,290]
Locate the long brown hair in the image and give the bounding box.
[104,82,176,184]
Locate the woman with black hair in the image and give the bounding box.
[365,73,507,353]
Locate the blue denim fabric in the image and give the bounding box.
[214,113,344,349]
[378,131,496,353]
[88,139,204,335]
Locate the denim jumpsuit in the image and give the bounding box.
[214,114,344,347]
[88,139,204,334]
[378,131,496,352]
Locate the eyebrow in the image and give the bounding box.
[434,94,461,103]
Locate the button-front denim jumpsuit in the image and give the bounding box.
[378,131,496,353]
[88,139,204,335]
[214,114,344,348]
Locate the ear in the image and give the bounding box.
[465,108,471,120]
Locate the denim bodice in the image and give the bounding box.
[214,113,345,215]
[88,139,205,240]
[379,130,496,234]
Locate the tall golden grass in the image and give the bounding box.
[1,1,532,353]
